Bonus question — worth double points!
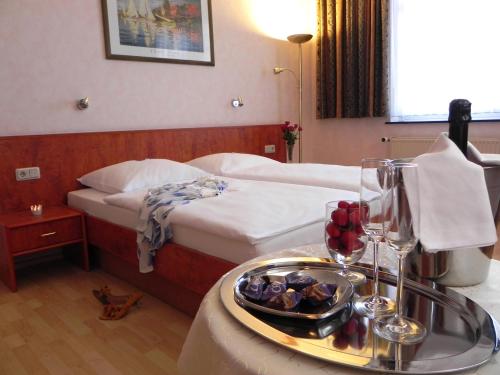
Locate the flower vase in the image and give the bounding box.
[287,144,294,161]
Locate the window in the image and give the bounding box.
[389,0,500,122]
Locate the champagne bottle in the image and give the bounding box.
[448,99,471,155]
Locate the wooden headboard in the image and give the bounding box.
[0,125,286,213]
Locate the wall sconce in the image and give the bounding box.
[274,33,312,163]
[77,97,89,110]
[231,97,244,108]
[273,67,297,81]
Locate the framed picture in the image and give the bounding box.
[101,0,214,65]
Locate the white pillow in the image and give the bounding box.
[187,153,279,175]
[78,159,209,193]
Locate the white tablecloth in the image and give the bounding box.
[178,245,500,375]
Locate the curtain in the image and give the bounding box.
[316,0,389,118]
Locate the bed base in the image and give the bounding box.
[86,215,237,317]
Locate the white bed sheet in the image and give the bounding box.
[68,185,357,264]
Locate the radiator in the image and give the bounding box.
[389,137,500,159]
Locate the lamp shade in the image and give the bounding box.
[287,34,313,44]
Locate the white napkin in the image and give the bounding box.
[406,133,497,252]
[467,141,500,166]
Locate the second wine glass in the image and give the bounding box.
[354,158,395,318]
[373,162,427,344]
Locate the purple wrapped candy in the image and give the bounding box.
[261,281,287,301]
[302,283,337,306]
[262,275,286,285]
[285,272,317,291]
[242,276,266,300]
[266,289,302,311]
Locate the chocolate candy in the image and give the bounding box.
[262,275,287,285]
[266,289,302,311]
[241,276,266,300]
[302,283,337,306]
[261,281,287,301]
[285,272,317,291]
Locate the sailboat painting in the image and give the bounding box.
[102,0,214,65]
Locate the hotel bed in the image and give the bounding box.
[68,178,358,265]
[68,173,358,315]
[0,124,361,316]
[187,153,365,192]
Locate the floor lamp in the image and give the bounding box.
[274,33,312,163]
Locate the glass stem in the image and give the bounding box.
[372,239,380,300]
[395,253,407,321]
[342,263,348,275]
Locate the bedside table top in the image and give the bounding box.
[0,206,82,229]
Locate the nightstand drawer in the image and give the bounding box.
[9,217,82,253]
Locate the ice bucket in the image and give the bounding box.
[409,165,500,286]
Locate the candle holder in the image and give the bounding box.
[30,204,43,216]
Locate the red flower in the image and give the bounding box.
[281,120,300,146]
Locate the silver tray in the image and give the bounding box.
[220,257,500,374]
[234,266,354,319]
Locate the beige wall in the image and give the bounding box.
[0,0,298,136]
[1,1,497,165]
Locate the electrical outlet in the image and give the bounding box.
[15,167,41,181]
[264,144,276,154]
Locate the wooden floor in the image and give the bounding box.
[1,239,498,375]
[0,261,192,375]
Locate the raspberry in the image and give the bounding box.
[351,336,364,349]
[331,208,349,227]
[349,210,361,226]
[334,335,349,350]
[337,201,350,209]
[327,237,340,250]
[355,225,364,235]
[339,246,353,257]
[353,239,365,250]
[326,222,341,238]
[342,318,359,336]
[340,231,358,248]
[348,202,360,209]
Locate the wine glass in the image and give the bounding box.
[373,162,427,344]
[354,158,395,318]
[325,200,367,285]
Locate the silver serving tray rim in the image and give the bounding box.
[233,265,354,319]
[220,256,500,374]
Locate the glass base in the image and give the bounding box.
[353,295,395,318]
[336,269,366,286]
[373,315,427,344]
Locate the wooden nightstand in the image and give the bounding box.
[0,206,89,291]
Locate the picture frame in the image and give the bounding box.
[101,0,214,66]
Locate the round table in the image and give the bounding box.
[178,245,500,375]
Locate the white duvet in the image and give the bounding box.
[224,163,363,192]
[103,177,359,245]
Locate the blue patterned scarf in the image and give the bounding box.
[136,177,227,273]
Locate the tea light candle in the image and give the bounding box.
[30,204,43,216]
